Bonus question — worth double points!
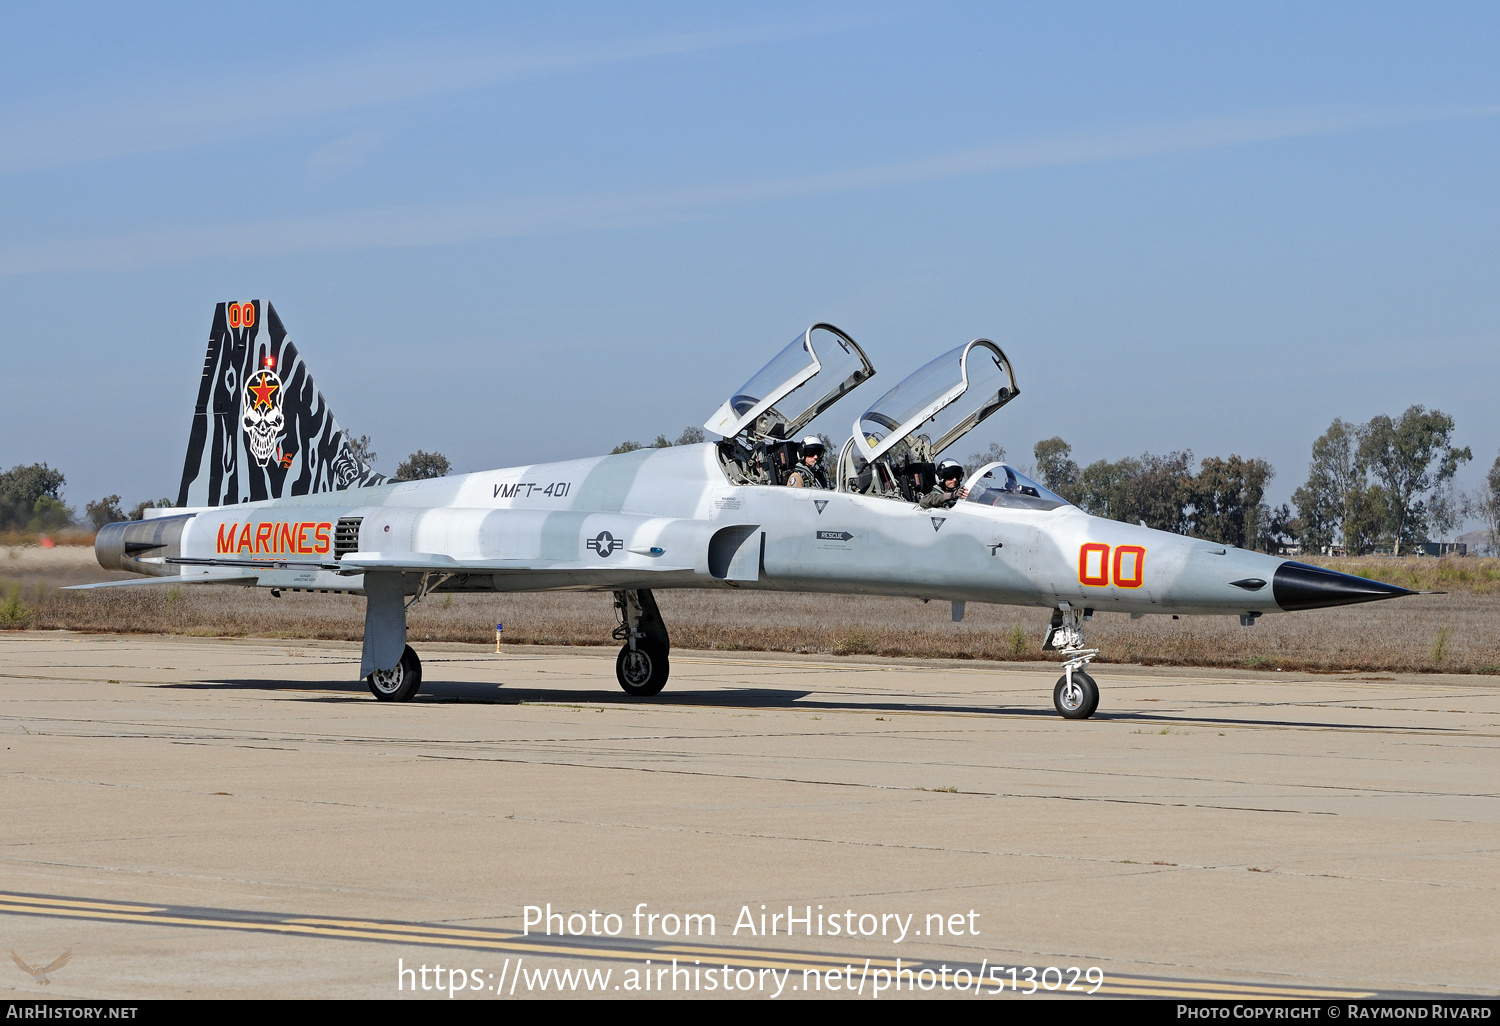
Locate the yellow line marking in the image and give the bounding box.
[0,893,165,914]
[1102,979,1368,996]
[1097,982,1373,998]
[0,903,877,970]
[286,917,524,940]
[0,896,1377,996]
[285,919,886,968]
[656,943,903,968]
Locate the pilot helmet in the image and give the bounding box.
[800,436,826,458]
[937,459,964,483]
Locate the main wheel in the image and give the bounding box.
[616,638,669,697]
[367,644,422,701]
[1052,670,1099,719]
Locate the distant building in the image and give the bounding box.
[1415,541,1467,557]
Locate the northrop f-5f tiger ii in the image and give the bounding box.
[78,301,1414,718]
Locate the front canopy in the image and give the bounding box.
[963,462,1070,511]
[704,324,875,442]
[853,340,1018,463]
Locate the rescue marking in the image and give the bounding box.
[816,531,854,542]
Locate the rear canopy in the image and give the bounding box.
[704,324,875,443]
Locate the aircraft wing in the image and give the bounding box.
[333,553,696,574]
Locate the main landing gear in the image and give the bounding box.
[613,589,671,696]
[1043,603,1100,719]
[367,644,423,701]
[361,571,445,703]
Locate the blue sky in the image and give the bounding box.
[3,3,1498,514]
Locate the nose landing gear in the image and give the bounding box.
[1043,603,1100,719]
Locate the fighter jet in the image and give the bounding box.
[77,301,1413,718]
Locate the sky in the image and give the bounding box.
[2,2,1498,517]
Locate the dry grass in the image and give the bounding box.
[5,547,1499,675]
[1319,556,1500,595]
[0,530,95,547]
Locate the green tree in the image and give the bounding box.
[1358,406,1471,556]
[611,440,644,454]
[128,498,174,520]
[649,427,707,448]
[1289,482,1337,554]
[1426,481,1465,544]
[1190,456,1272,549]
[85,495,126,530]
[1472,453,1500,556]
[1075,457,1134,521]
[394,450,452,481]
[1256,503,1294,554]
[1343,485,1388,556]
[0,463,71,532]
[963,442,1006,476]
[1033,438,1079,502]
[1292,418,1381,555]
[1077,451,1194,533]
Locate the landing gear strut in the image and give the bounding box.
[1043,603,1099,719]
[613,589,671,697]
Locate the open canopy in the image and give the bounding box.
[852,340,1018,463]
[704,324,875,442]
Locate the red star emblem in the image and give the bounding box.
[248,371,279,410]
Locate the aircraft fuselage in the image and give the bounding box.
[107,443,1303,620]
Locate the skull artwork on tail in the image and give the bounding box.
[242,367,286,467]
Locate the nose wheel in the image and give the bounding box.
[1043,603,1101,719]
[1053,669,1099,719]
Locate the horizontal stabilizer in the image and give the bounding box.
[63,575,258,591]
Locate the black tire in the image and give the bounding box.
[1052,670,1099,719]
[616,638,669,697]
[367,644,422,702]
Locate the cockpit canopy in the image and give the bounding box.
[704,324,875,443]
[963,462,1070,512]
[853,340,1018,465]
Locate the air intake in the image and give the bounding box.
[334,517,363,560]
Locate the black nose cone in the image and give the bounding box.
[1272,561,1415,612]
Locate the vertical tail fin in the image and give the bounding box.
[177,300,386,507]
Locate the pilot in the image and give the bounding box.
[786,437,829,489]
[919,459,965,508]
